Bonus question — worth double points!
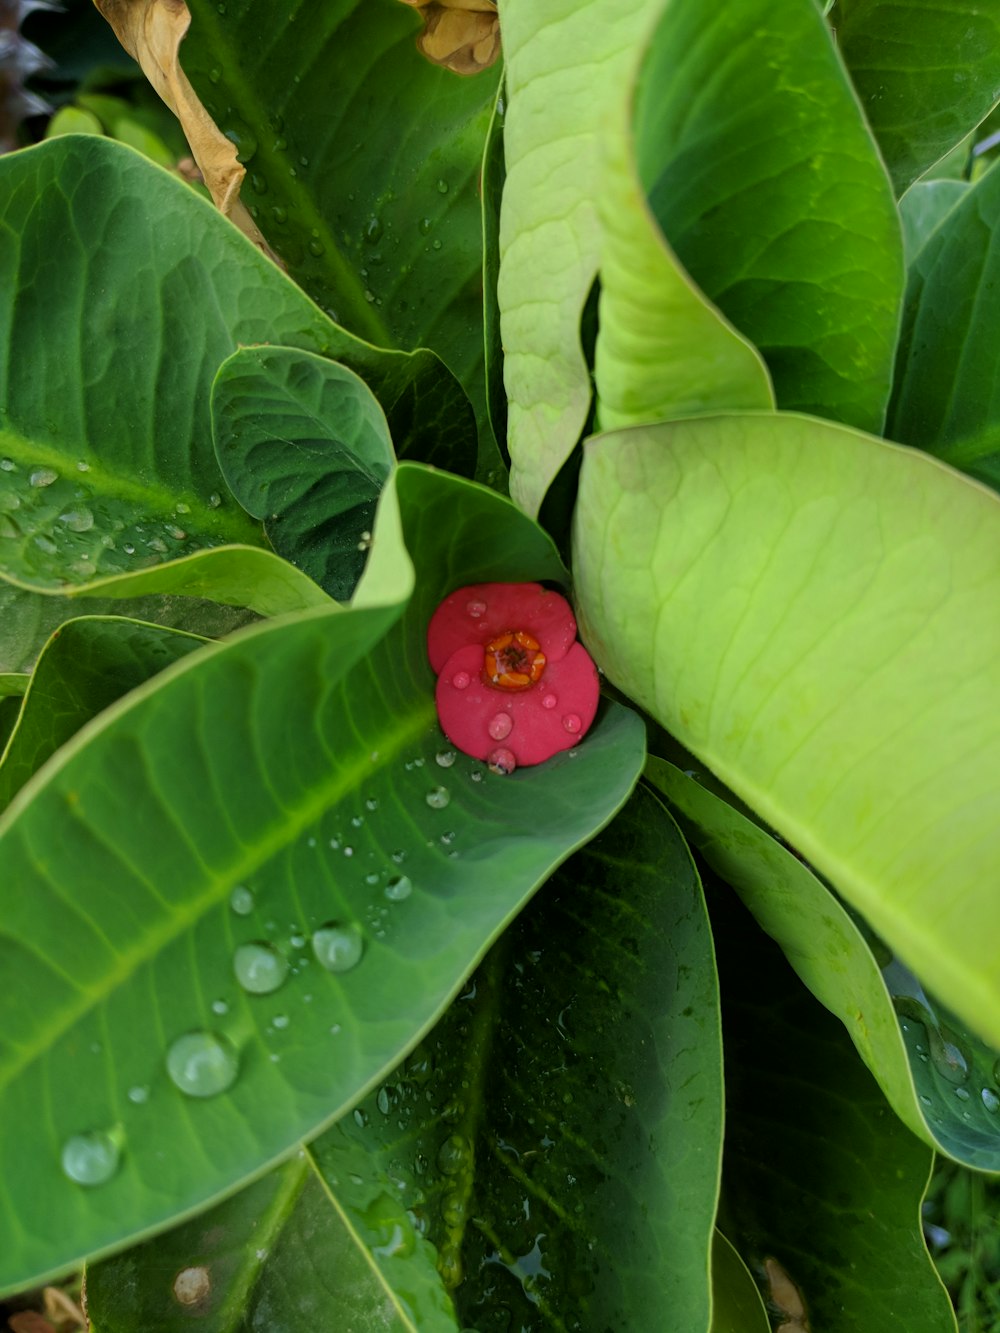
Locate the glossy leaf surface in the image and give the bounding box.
[711,886,956,1333]
[647,759,1000,1170]
[889,159,1000,486]
[710,1233,769,1333]
[898,178,968,261]
[0,135,471,601]
[212,348,396,601]
[0,464,644,1294]
[310,782,721,1331]
[182,0,498,417]
[637,0,903,434]
[831,0,1000,194]
[574,413,1000,1045]
[0,617,205,813]
[86,1155,423,1332]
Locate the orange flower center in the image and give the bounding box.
[483,630,546,691]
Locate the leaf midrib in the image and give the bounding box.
[0,616,428,1102]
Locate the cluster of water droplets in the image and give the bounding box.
[0,455,216,585]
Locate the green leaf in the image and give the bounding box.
[898,179,968,262]
[889,159,1000,481]
[0,463,644,1295]
[830,0,1000,195]
[0,135,471,601]
[647,758,1000,1170]
[86,1155,428,1332]
[0,617,206,813]
[710,1233,770,1333]
[711,885,957,1333]
[182,0,499,417]
[309,782,721,1331]
[0,673,28,698]
[497,0,664,514]
[0,582,256,675]
[636,0,904,435]
[212,348,396,601]
[593,0,774,434]
[482,83,508,471]
[573,413,1000,1046]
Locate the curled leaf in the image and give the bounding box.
[93,0,270,252]
[398,0,500,74]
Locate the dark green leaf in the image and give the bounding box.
[830,0,1000,194]
[0,616,205,813]
[182,0,499,417]
[0,464,644,1295]
[212,348,396,601]
[710,1232,769,1333]
[889,158,1000,480]
[0,135,471,603]
[637,0,904,433]
[711,884,957,1333]
[310,782,721,1331]
[898,179,969,262]
[86,1155,428,1332]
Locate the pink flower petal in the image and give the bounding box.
[435,642,599,766]
[427,581,577,673]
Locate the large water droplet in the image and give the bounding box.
[982,1087,1000,1113]
[29,467,58,488]
[59,508,94,533]
[426,786,451,809]
[436,1133,470,1175]
[0,457,14,471]
[312,922,364,973]
[436,749,457,768]
[488,713,513,741]
[61,1128,122,1185]
[230,885,254,915]
[487,748,516,775]
[562,713,582,734]
[385,875,413,902]
[233,941,289,994]
[929,1027,970,1085]
[166,1031,239,1098]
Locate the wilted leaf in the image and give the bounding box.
[398,0,500,75]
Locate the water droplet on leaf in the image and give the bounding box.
[312,922,364,973]
[230,885,254,916]
[29,467,58,487]
[166,1031,239,1098]
[61,1128,122,1185]
[426,786,451,809]
[385,875,412,902]
[233,941,289,994]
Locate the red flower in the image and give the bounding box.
[428,581,599,772]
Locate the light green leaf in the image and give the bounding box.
[311,782,721,1331]
[0,463,644,1295]
[574,413,1000,1045]
[889,159,1000,486]
[593,0,774,433]
[647,758,1000,1169]
[482,82,508,471]
[182,0,498,423]
[636,0,904,435]
[710,1233,769,1333]
[830,0,1000,194]
[712,885,957,1333]
[212,348,396,602]
[0,135,471,601]
[497,0,664,514]
[0,674,28,698]
[0,617,206,813]
[86,1156,428,1332]
[898,179,968,262]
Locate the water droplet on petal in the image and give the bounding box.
[166,1031,239,1098]
[312,922,365,973]
[488,713,513,741]
[487,748,516,775]
[233,942,289,994]
[436,749,457,768]
[562,713,582,734]
[61,1128,122,1185]
[542,694,558,710]
[29,467,58,488]
[385,875,412,902]
[426,786,451,809]
[466,599,487,618]
[451,671,470,690]
[230,885,254,916]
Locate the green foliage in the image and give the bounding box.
[0,0,998,1325]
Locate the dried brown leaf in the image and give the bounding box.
[398,0,500,75]
[92,0,274,255]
